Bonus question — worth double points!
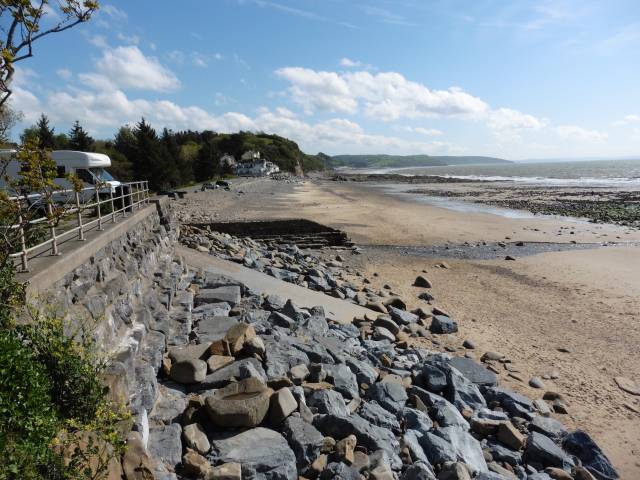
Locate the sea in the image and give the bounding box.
[361,158,640,188]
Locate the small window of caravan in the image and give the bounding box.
[56,165,66,177]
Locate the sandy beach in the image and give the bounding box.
[176,177,640,477]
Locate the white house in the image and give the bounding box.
[235,151,280,176]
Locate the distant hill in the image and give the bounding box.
[328,154,511,169]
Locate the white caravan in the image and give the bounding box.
[1,149,120,201]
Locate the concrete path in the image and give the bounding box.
[176,246,374,324]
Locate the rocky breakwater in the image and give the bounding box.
[134,251,618,479]
[180,226,435,313]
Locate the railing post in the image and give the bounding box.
[75,191,85,241]
[95,184,103,231]
[17,208,28,272]
[47,200,59,256]
[109,187,116,223]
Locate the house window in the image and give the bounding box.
[56,165,66,177]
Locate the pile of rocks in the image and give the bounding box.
[130,259,617,480]
[180,227,440,313]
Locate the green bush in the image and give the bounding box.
[0,330,64,479]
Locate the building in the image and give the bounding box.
[235,151,280,176]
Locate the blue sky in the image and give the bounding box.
[9,0,640,159]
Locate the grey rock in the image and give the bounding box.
[486,440,522,467]
[149,383,187,424]
[409,386,469,429]
[422,361,449,393]
[483,387,535,419]
[529,416,567,440]
[529,377,545,389]
[435,426,488,474]
[562,430,618,480]
[403,429,431,465]
[192,301,231,317]
[323,364,359,399]
[419,431,458,466]
[449,356,498,386]
[148,424,182,468]
[345,357,378,386]
[132,361,158,414]
[399,407,433,435]
[313,414,400,460]
[195,286,241,306]
[430,315,458,334]
[401,462,437,480]
[197,315,238,342]
[523,432,573,469]
[388,306,419,325]
[281,416,324,470]
[449,368,487,411]
[359,401,401,431]
[367,381,408,414]
[319,462,361,480]
[307,389,350,417]
[209,427,297,480]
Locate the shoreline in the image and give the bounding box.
[330,173,640,230]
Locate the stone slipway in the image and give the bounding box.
[176,245,375,324]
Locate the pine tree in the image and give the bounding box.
[194,140,219,182]
[68,120,94,151]
[36,114,55,150]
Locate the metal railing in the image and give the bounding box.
[5,181,150,272]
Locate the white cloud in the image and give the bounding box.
[56,68,73,80]
[116,33,140,45]
[340,57,374,70]
[101,4,128,20]
[88,46,180,92]
[87,34,109,49]
[613,114,640,126]
[191,52,208,68]
[396,126,444,137]
[275,67,489,120]
[555,124,608,142]
[486,108,545,139]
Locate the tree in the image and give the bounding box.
[194,139,218,182]
[35,114,54,149]
[0,1,99,106]
[68,120,93,151]
[0,102,22,144]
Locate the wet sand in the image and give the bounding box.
[175,178,640,477]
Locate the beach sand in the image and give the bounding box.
[176,178,640,476]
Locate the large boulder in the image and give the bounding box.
[208,427,297,480]
[148,424,182,468]
[169,359,207,384]
[205,377,273,428]
[307,389,350,417]
[562,430,618,480]
[523,432,574,469]
[367,381,408,414]
[434,426,488,474]
[281,416,324,470]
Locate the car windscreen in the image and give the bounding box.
[90,168,115,182]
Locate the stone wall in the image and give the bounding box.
[32,200,191,475]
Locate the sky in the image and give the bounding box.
[8,0,640,159]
